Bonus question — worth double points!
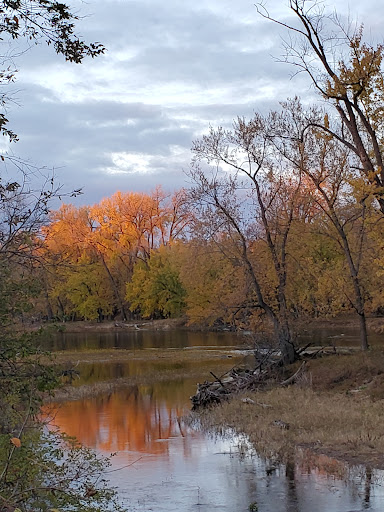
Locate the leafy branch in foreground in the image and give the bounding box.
[0,325,125,512]
[0,0,105,63]
[0,428,123,512]
[0,0,105,142]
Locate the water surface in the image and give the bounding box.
[47,329,244,352]
[47,324,384,353]
[48,331,384,511]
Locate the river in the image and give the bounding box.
[46,329,384,511]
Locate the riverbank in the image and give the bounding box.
[193,348,384,470]
[45,321,384,470]
[37,313,384,334]
[38,317,188,333]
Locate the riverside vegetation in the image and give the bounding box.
[3,1,384,510]
[193,345,384,469]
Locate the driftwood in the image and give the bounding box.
[191,342,359,409]
[241,398,272,408]
[280,361,306,386]
[191,350,316,409]
[273,419,290,430]
[191,365,280,410]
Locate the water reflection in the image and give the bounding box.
[49,380,197,454]
[46,325,384,353]
[48,378,384,511]
[46,330,245,352]
[73,360,219,386]
[297,325,384,348]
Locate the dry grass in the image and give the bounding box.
[194,348,384,469]
[303,348,384,398]
[196,387,384,467]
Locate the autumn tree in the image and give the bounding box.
[175,238,249,327]
[89,189,190,319]
[287,219,348,317]
[258,0,384,214]
[267,98,370,350]
[126,244,187,319]
[190,117,302,364]
[42,189,190,321]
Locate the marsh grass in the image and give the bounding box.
[196,387,384,466]
[194,349,384,468]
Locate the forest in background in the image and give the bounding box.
[24,144,384,330]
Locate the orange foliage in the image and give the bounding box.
[44,187,190,263]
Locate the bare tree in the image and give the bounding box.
[190,117,302,364]
[268,98,369,350]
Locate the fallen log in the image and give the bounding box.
[190,380,231,409]
[273,419,290,430]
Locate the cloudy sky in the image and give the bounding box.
[2,0,384,205]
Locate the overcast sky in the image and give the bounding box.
[2,0,384,205]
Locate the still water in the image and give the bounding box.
[47,329,244,352]
[48,323,384,352]
[48,331,384,511]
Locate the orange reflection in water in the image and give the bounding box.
[297,448,348,479]
[44,381,197,456]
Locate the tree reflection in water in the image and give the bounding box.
[44,380,384,512]
[47,379,198,455]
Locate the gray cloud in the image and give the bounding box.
[1,0,382,206]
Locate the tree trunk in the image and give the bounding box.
[277,322,297,365]
[337,225,369,351]
[99,255,128,321]
[358,310,369,351]
[44,289,53,321]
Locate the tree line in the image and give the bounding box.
[15,0,384,365]
[25,140,383,355]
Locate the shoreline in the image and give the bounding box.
[194,387,384,470]
[193,347,384,471]
[43,322,384,472]
[35,313,384,331]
